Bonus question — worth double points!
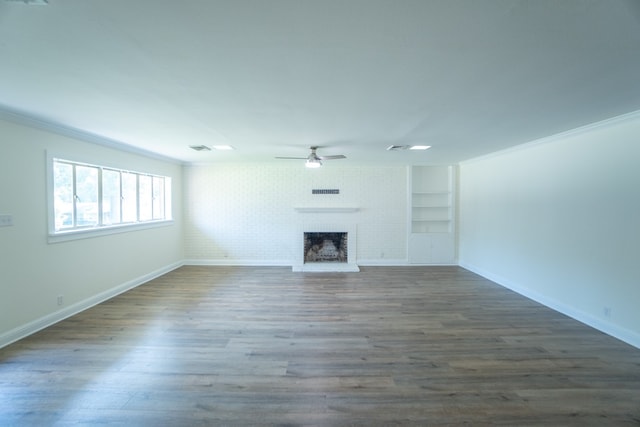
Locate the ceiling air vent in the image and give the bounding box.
[387,144,431,151]
[386,145,411,151]
[312,189,339,195]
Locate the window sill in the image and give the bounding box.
[48,220,174,244]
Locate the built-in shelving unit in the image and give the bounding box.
[408,166,455,264]
[411,192,452,233]
[411,166,453,233]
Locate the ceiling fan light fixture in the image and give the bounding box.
[189,145,211,151]
[277,146,343,167]
[305,158,322,168]
[409,145,431,150]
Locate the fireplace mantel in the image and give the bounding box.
[294,207,359,213]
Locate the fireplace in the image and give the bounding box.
[304,232,347,263]
[292,224,359,272]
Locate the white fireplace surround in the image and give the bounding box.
[292,223,359,272]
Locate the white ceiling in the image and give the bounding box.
[1,0,640,165]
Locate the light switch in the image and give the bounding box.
[0,215,13,227]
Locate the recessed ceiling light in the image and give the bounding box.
[409,145,431,150]
[212,145,234,150]
[189,145,211,151]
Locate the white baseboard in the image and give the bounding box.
[358,259,458,266]
[183,259,291,266]
[357,259,408,266]
[0,261,183,349]
[183,259,459,267]
[184,258,412,267]
[459,261,640,350]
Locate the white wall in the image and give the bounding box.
[0,118,184,347]
[458,112,640,347]
[184,164,407,265]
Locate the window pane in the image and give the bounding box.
[165,177,172,220]
[139,175,152,221]
[121,172,138,222]
[152,176,165,220]
[102,169,121,225]
[53,161,74,230]
[75,165,99,227]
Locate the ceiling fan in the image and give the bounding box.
[275,146,346,168]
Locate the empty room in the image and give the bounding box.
[1,0,639,425]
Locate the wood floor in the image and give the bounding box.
[1,266,639,426]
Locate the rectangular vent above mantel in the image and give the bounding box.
[312,189,339,194]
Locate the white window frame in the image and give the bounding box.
[47,153,173,243]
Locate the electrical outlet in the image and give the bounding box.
[57,295,64,306]
[0,215,13,227]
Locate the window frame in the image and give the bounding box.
[47,153,173,243]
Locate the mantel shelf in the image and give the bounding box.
[294,207,359,213]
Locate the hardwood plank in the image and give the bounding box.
[1,266,639,426]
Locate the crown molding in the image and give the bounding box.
[0,105,183,165]
[460,109,640,166]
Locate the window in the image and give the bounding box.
[50,158,172,237]
[121,171,138,223]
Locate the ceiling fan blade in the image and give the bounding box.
[275,156,308,159]
[319,155,346,160]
